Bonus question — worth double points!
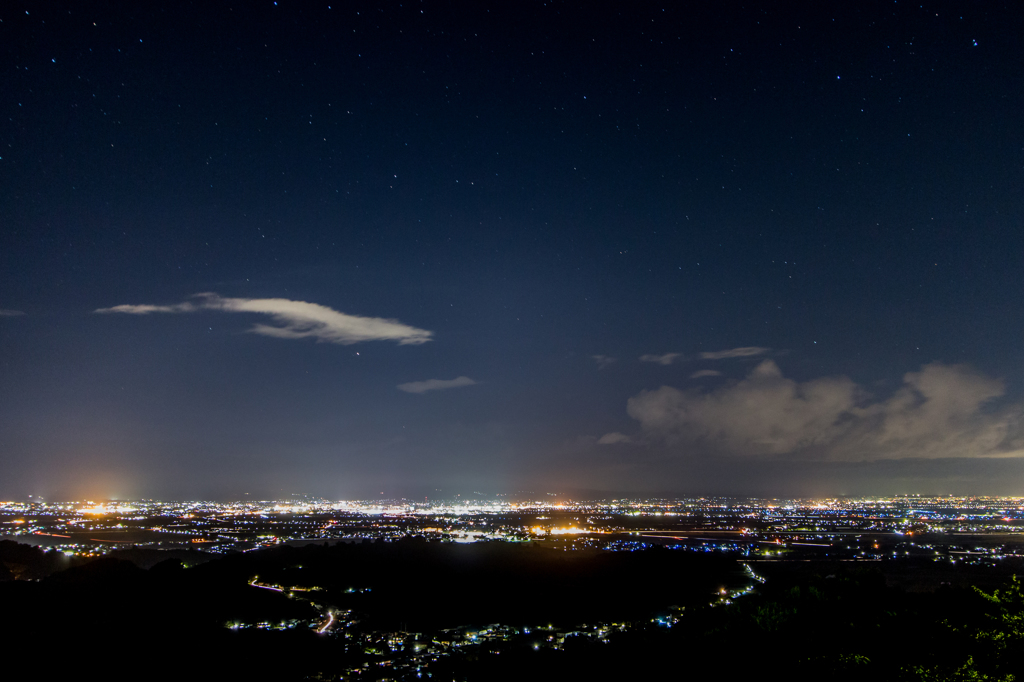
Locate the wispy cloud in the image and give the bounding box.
[597,432,633,445]
[592,355,617,369]
[640,352,681,365]
[95,293,433,346]
[690,369,722,378]
[0,309,26,317]
[626,360,1024,461]
[397,376,478,394]
[699,346,769,360]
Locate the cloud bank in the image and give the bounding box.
[592,355,617,369]
[597,432,633,445]
[96,293,433,345]
[0,309,26,317]
[397,376,478,394]
[690,369,722,378]
[640,352,682,365]
[625,360,1023,461]
[699,346,769,360]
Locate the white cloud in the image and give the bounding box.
[0,309,26,317]
[592,355,617,369]
[597,432,633,445]
[699,346,769,360]
[640,352,682,365]
[397,376,478,394]
[95,293,432,346]
[625,360,1024,461]
[96,301,199,314]
[690,369,722,378]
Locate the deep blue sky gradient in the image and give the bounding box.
[1,1,1022,499]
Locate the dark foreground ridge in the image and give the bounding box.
[3,537,1024,680]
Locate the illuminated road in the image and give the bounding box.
[316,610,334,634]
[249,577,337,634]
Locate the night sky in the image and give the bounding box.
[2,2,1023,500]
